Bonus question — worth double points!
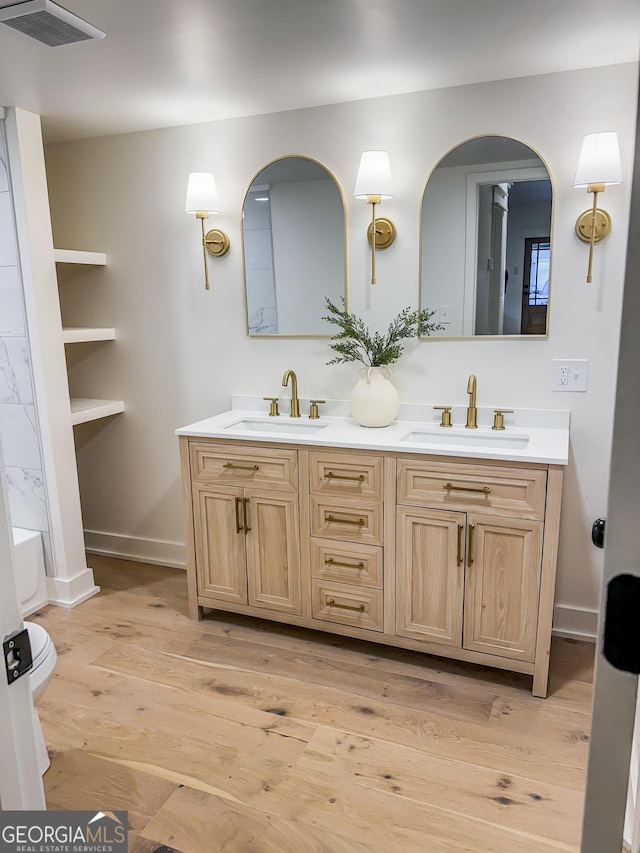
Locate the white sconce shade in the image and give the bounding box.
[573,132,622,188]
[354,151,394,199]
[185,172,221,214]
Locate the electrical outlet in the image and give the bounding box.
[553,359,589,392]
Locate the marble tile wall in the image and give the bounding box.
[0,126,50,545]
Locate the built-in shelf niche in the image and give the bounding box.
[55,247,122,426]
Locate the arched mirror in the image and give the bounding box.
[420,136,553,338]
[242,156,346,336]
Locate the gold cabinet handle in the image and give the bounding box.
[224,462,260,471]
[325,557,365,570]
[235,497,243,533]
[468,523,476,565]
[243,497,251,532]
[325,471,365,482]
[457,524,464,566]
[326,598,366,613]
[326,514,365,527]
[443,482,490,495]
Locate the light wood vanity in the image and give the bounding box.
[179,425,565,698]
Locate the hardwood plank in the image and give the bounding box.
[141,784,373,853]
[44,748,176,836]
[181,632,498,724]
[251,759,576,853]
[92,642,590,789]
[288,726,583,847]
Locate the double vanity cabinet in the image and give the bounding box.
[178,404,568,697]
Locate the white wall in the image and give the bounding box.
[44,62,638,635]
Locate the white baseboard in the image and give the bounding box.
[552,604,599,641]
[84,529,186,570]
[46,569,100,609]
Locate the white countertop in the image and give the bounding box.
[176,396,570,466]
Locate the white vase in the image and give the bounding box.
[349,366,400,428]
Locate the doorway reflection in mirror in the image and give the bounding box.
[420,136,552,339]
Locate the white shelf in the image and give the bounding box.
[70,398,124,426]
[62,327,116,344]
[54,249,106,266]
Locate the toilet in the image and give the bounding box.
[12,528,57,774]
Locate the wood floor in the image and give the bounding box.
[33,555,595,852]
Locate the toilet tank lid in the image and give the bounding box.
[24,621,51,664]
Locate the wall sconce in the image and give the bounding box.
[184,172,230,290]
[353,151,396,285]
[572,132,622,283]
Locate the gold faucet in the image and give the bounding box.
[282,369,300,418]
[466,374,478,429]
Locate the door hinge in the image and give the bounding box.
[603,574,640,674]
[4,627,33,684]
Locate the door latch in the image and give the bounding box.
[3,627,32,685]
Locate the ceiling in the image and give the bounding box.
[0,0,638,144]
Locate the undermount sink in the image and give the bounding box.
[400,427,530,450]
[225,418,329,435]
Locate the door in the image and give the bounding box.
[245,489,301,615]
[521,237,550,334]
[193,484,247,604]
[0,447,45,809]
[463,514,543,662]
[395,506,464,647]
[579,84,640,851]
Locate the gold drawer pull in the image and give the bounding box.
[457,524,464,566]
[223,462,260,471]
[443,482,490,495]
[235,497,243,533]
[326,598,366,613]
[325,471,365,482]
[325,557,365,570]
[326,514,366,527]
[243,497,251,532]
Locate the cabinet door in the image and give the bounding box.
[396,506,464,647]
[245,489,301,615]
[463,513,543,661]
[193,484,247,604]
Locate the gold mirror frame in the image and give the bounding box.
[241,155,348,338]
[418,134,555,341]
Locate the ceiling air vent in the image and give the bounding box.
[0,0,105,46]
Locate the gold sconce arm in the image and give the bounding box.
[575,183,611,284]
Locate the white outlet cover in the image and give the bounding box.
[553,359,589,392]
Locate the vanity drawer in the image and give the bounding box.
[309,451,383,500]
[190,442,297,491]
[310,496,383,545]
[397,459,546,520]
[310,538,383,588]
[312,580,383,632]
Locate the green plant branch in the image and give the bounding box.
[322,298,443,367]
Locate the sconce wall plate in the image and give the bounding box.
[205,228,230,257]
[367,217,397,250]
[575,208,612,244]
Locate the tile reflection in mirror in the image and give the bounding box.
[420,136,552,339]
[242,156,347,337]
